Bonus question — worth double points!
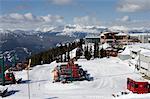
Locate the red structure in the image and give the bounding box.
[127,78,150,94]
[105,48,118,57]
[5,73,16,83]
[52,58,91,83]
[61,64,80,79]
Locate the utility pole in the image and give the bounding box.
[148,62,150,77]
[27,59,31,99]
[138,50,141,71]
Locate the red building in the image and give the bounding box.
[127,78,150,94]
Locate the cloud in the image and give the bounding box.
[24,13,35,21]
[50,0,72,5]
[9,13,24,20]
[73,16,100,26]
[117,0,150,12]
[0,13,64,30]
[42,15,64,22]
[106,19,150,28]
[116,16,130,22]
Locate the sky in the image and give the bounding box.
[0,0,150,30]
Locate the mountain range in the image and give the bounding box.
[0,25,150,62]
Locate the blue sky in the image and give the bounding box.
[0,0,150,30]
[1,0,118,20]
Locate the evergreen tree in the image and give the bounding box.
[84,46,92,60]
[29,39,83,66]
[60,44,63,62]
[67,44,70,61]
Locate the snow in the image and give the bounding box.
[119,46,130,55]
[119,44,150,56]
[119,43,150,78]
[116,32,128,36]
[85,35,100,39]
[109,26,129,31]
[0,44,150,99]
[57,25,107,37]
[130,33,150,36]
[99,43,111,50]
[36,27,56,32]
[0,56,149,99]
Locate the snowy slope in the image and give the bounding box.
[1,56,149,99]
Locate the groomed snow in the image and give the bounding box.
[1,56,149,99]
[119,43,150,56]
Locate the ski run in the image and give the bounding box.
[0,44,150,99]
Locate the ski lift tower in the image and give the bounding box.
[0,53,5,86]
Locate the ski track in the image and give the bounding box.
[1,57,150,99]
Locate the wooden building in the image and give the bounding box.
[100,31,128,45]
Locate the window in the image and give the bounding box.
[134,84,138,88]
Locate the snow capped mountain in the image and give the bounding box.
[0,24,107,61]
[1,25,149,38]
[63,25,107,33]
[0,28,77,61]
[34,24,108,38]
[109,26,129,32]
[109,26,150,34]
[0,25,124,61]
[36,27,56,32]
[0,25,108,38]
[35,26,64,33]
[0,25,150,41]
[56,25,108,37]
[0,29,11,34]
[128,27,150,33]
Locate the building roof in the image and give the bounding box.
[100,31,118,36]
[129,33,150,36]
[128,76,148,82]
[115,32,128,36]
[85,35,100,39]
